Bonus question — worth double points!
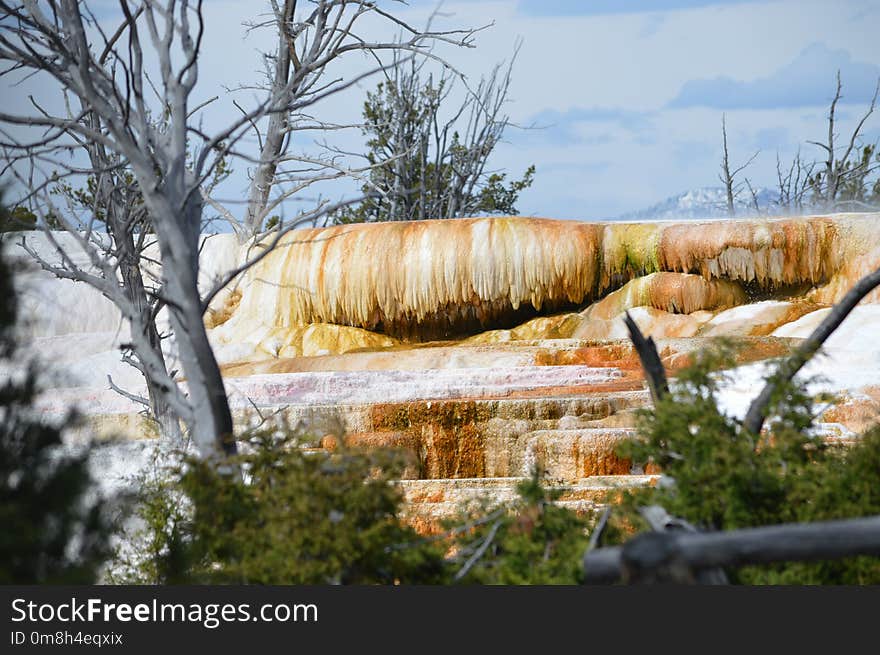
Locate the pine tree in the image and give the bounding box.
[332,56,534,224]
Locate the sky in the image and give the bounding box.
[448,0,880,218]
[3,0,880,221]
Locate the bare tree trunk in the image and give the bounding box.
[744,178,760,214]
[241,0,296,239]
[81,106,183,441]
[389,82,406,221]
[148,174,235,457]
[719,114,758,217]
[623,311,668,404]
[813,72,842,208]
[807,71,878,209]
[166,284,234,456]
[116,222,183,442]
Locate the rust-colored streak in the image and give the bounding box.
[204,288,242,328]
[210,215,880,344]
[368,400,491,479]
[658,217,839,286]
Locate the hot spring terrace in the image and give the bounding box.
[12,213,880,530]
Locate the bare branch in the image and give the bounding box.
[743,265,880,435]
[107,374,151,408]
[623,311,668,404]
[453,519,503,582]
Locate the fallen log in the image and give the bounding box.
[583,514,880,584]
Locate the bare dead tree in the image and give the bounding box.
[0,1,237,459]
[774,149,815,214]
[743,178,761,214]
[222,0,487,239]
[31,140,185,442]
[729,74,879,216]
[4,9,183,441]
[806,70,880,209]
[720,115,735,217]
[719,114,759,217]
[0,1,479,461]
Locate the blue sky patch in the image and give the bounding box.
[516,0,768,17]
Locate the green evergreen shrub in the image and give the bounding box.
[448,472,592,585]
[611,342,880,584]
[113,427,449,584]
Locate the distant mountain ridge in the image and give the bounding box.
[617,186,780,221]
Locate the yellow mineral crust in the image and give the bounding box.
[808,216,880,304]
[461,270,740,344]
[583,272,747,319]
[215,322,398,361]
[215,214,877,342]
[226,217,603,340]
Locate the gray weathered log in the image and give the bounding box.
[633,506,728,584]
[583,514,880,584]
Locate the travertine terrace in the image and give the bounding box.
[10,213,880,531]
